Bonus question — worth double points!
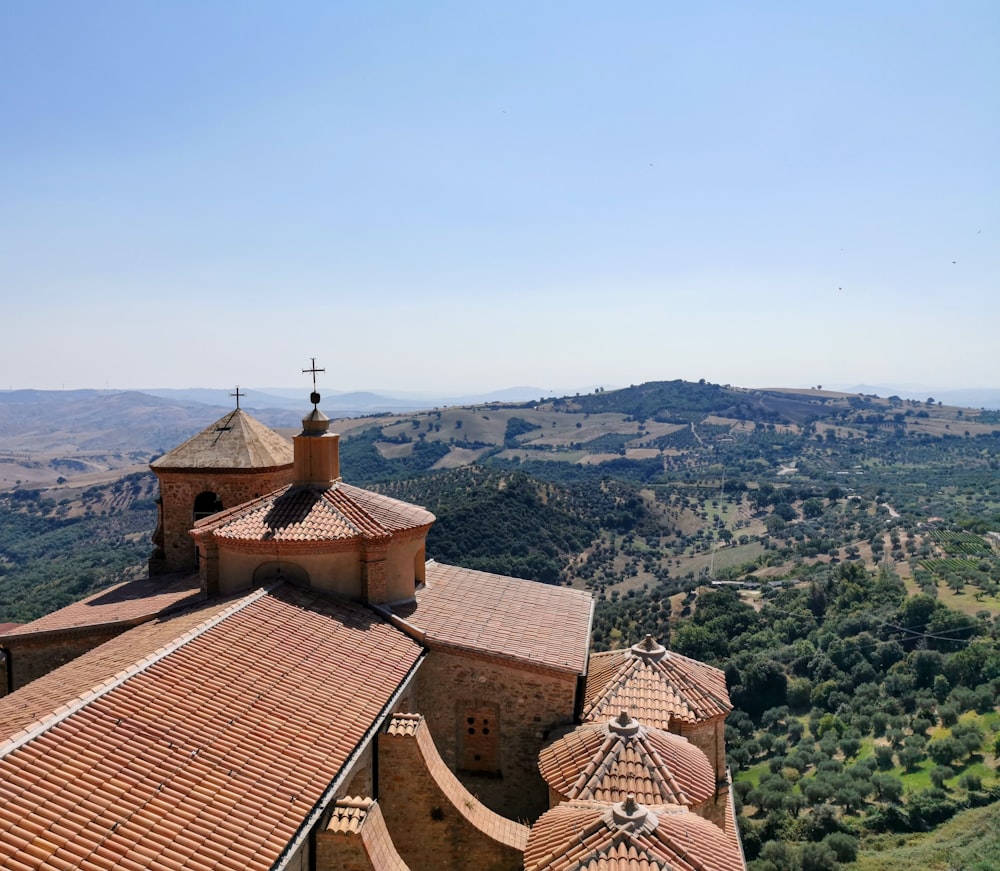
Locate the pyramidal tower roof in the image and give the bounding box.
[583,635,732,728]
[151,409,293,470]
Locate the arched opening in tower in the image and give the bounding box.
[193,491,224,522]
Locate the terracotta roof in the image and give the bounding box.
[386,561,593,674]
[151,409,293,470]
[524,800,746,871]
[0,584,423,871]
[203,482,434,544]
[0,574,203,640]
[537,715,714,807]
[0,595,240,741]
[584,637,731,728]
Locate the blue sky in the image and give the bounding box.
[2,2,997,394]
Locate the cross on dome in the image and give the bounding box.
[302,358,326,409]
[230,386,245,410]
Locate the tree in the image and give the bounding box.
[872,773,904,803]
[951,721,984,758]
[929,765,953,789]
[757,840,799,871]
[838,735,862,759]
[927,737,960,767]
[898,745,925,771]
[800,843,837,871]
[874,744,895,770]
[822,832,858,863]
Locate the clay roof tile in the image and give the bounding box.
[387,561,593,673]
[0,585,422,871]
[583,640,732,728]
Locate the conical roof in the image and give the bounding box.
[583,636,732,728]
[524,799,745,871]
[151,409,293,470]
[538,713,714,807]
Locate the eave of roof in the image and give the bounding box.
[0,574,203,642]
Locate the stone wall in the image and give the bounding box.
[153,467,292,574]
[411,648,579,823]
[377,714,526,871]
[676,716,727,783]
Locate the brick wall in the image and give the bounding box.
[676,716,727,782]
[411,648,579,822]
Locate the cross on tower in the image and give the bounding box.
[230,386,245,410]
[302,358,325,408]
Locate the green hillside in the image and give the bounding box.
[2,378,998,867]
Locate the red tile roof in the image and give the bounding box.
[0,574,203,640]
[386,561,593,674]
[0,596,240,741]
[151,409,293,470]
[537,715,715,807]
[0,584,423,871]
[524,800,746,871]
[584,637,732,728]
[202,482,434,544]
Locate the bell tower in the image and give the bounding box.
[149,388,294,575]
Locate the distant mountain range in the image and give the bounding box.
[128,383,1000,413]
[837,385,1000,410]
[1,379,998,460]
[138,385,561,415]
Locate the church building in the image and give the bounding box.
[0,372,745,870]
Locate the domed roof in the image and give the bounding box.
[196,480,434,546]
[583,636,732,728]
[524,799,745,871]
[538,712,714,807]
[151,409,293,470]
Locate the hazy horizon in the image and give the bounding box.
[3,3,997,393]
[5,378,999,407]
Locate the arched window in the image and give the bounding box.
[193,491,224,522]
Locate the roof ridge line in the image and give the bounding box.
[644,735,689,806]
[320,487,369,538]
[325,485,391,539]
[0,585,272,762]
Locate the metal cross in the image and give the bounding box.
[302,358,325,407]
[230,386,245,410]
